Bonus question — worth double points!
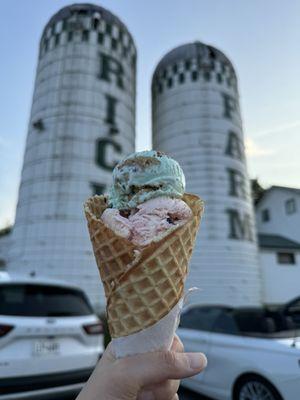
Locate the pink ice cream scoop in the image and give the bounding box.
[101,197,192,247]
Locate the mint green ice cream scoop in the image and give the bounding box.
[108,150,186,209]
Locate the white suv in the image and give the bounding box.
[0,273,103,399]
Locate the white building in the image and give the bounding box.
[152,42,261,307]
[256,186,300,305]
[7,4,136,309]
[256,186,300,243]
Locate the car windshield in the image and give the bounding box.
[0,283,93,317]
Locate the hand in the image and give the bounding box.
[76,335,207,400]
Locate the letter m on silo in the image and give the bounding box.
[226,209,254,242]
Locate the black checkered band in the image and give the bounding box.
[39,5,136,65]
[152,44,238,95]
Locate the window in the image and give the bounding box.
[191,70,198,81]
[212,310,239,335]
[111,37,117,50]
[172,64,178,73]
[234,309,276,335]
[209,48,216,59]
[217,73,223,83]
[204,71,211,81]
[82,30,89,42]
[77,9,88,15]
[0,284,93,317]
[261,208,270,222]
[106,22,112,34]
[68,31,73,42]
[179,73,185,84]
[93,18,99,30]
[44,39,49,52]
[277,252,295,265]
[131,54,136,68]
[285,198,296,215]
[167,77,173,88]
[98,32,103,44]
[54,34,60,46]
[185,59,191,70]
[62,19,68,31]
[179,307,222,331]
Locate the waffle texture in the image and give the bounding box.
[84,193,203,337]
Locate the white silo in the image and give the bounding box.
[8,4,136,308]
[152,42,261,306]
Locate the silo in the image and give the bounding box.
[8,4,136,308]
[152,42,261,306]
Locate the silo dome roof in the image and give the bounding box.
[41,3,135,44]
[152,41,237,83]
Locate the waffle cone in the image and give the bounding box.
[84,193,203,338]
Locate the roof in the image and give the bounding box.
[41,3,135,45]
[257,185,300,205]
[258,234,300,250]
[271,186,300,195]
[152,41,237,82]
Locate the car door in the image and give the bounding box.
[201,308,244,400]
[178,306,222,384]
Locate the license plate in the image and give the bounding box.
[33,339,60,357]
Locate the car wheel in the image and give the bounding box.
[235,375,282,400]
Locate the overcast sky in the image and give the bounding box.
[1,0,300,228]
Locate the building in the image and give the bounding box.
[256,186,300,305]
[7,4,137,308]
[256,186,300,243]
[152,41,261,306]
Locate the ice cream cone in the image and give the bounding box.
[84,193,203,338]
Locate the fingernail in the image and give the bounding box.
[186,353,207,370]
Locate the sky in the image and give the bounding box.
[1,0,300,229]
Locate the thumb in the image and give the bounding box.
[118,350,207,388]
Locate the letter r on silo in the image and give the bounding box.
[99,53,124,90]
[222,92,238,120]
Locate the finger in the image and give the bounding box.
[138,379,180,400]
[170,335,184,353]
[117,350,207,387]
